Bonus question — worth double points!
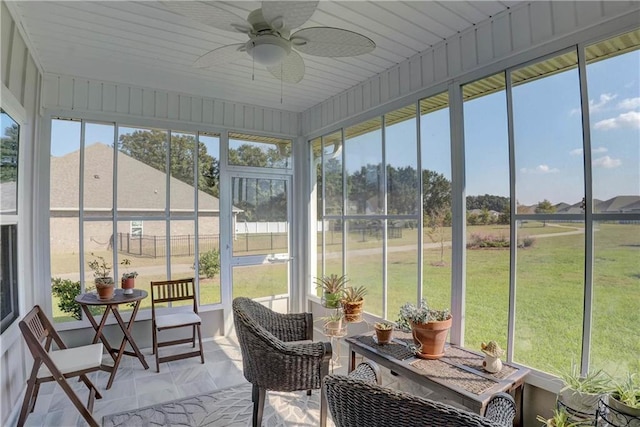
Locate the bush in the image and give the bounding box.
[197,249,220,279]
[51,278,100,320]
[519,236,536,248]
[466,233,509,249]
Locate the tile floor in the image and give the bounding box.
[16,335,458,427]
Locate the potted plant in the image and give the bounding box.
[120,258,138,295]
[315,274,348,308]
[88,253,114,300]
[536,408,591,427]
[321,312,346,337]
[341,285,368,322]
[558,361,611,414]
[374,321,394,345]
[608,373,640,422]
[397,299,451,359]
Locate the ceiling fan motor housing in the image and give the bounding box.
[246,35,292,66]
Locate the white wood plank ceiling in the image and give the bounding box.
[11,1,524,113]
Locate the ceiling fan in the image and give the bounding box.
[161,1,376,83]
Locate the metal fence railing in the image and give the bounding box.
[116,233,221,258]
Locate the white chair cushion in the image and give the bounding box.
[156,312,201,329]
[37,343,103,378]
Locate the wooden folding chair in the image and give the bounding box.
[17,305,104,427]
[150,278,205,372]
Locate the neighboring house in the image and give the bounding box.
[50,142,228,252]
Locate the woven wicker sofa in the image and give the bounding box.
[324,360,516,427]
[232,297,333,427]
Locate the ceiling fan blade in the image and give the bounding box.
[291,27,375,57]
[266,51,305,84]
[194,43,246,68]
[161,1,250,34]
[261,1,319,31]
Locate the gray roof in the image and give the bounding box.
[50,143,220,212]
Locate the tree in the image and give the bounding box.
[535,199,556,226]
[1,122,19,182]
[118,130,220,197]
[423,169,451,220]
[426,203,450,266]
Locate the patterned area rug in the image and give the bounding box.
[102,383,329,427]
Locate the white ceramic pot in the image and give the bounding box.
[483,355,503,373]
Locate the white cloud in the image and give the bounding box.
[617,97,640,110]
[593,155,622,168]
[520,164,560,174]
[572,93,618,115]
[594,111,640,130]
[570,147,608,156]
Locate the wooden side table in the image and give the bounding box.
[76,288,149,389]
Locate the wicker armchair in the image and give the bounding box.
[324,360,516,427]
[232,297,332,427]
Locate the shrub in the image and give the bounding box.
[197,249,220,279]
[467,233,509,249]
[51,278,100,320]
[519,236,536,248]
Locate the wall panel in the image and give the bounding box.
[0,4,43,427]
[41,74,298,136]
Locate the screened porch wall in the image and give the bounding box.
[301,1,640,136]
[0,2,43,424]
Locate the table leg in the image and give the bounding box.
[105,304,148,389]
[513,383,524,427]
[81,305,116,361]
[348,348,356,372]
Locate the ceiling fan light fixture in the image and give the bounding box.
[246,35,291,66]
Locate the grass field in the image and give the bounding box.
[50,221,639,376]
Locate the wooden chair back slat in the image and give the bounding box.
[150,278,198,313]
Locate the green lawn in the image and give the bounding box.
[51,221,639,376]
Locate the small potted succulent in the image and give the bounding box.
[120,258,138,295]
[397,299,451,359]
[341,285,368,322]
[608,373,640,422]
[88,253,114,300]
[315,274,348,309]
[374,321,394,345]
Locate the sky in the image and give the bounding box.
[50,48,639,208]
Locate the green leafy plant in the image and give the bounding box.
[396,299,451,330]
[342,285,368,302]
[87,253,113,285]
[51,278,101,321]
[195,249,220,279]
[315,274,348,294]
[611,373,640,408]
[120,258,138,279]
[536,408,591,427]
[559,361,611,394]
[320,312,344,323]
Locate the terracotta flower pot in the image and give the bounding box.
[95,277,115,301]
[121,277,135,295]
[410,317,452,359]
[343,299,364,322]
[375,327,393,345]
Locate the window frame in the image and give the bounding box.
[0,93,26,339]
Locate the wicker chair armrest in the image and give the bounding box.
[348,360,381,385]
[484,392,516,427]
[324,375,506,427]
